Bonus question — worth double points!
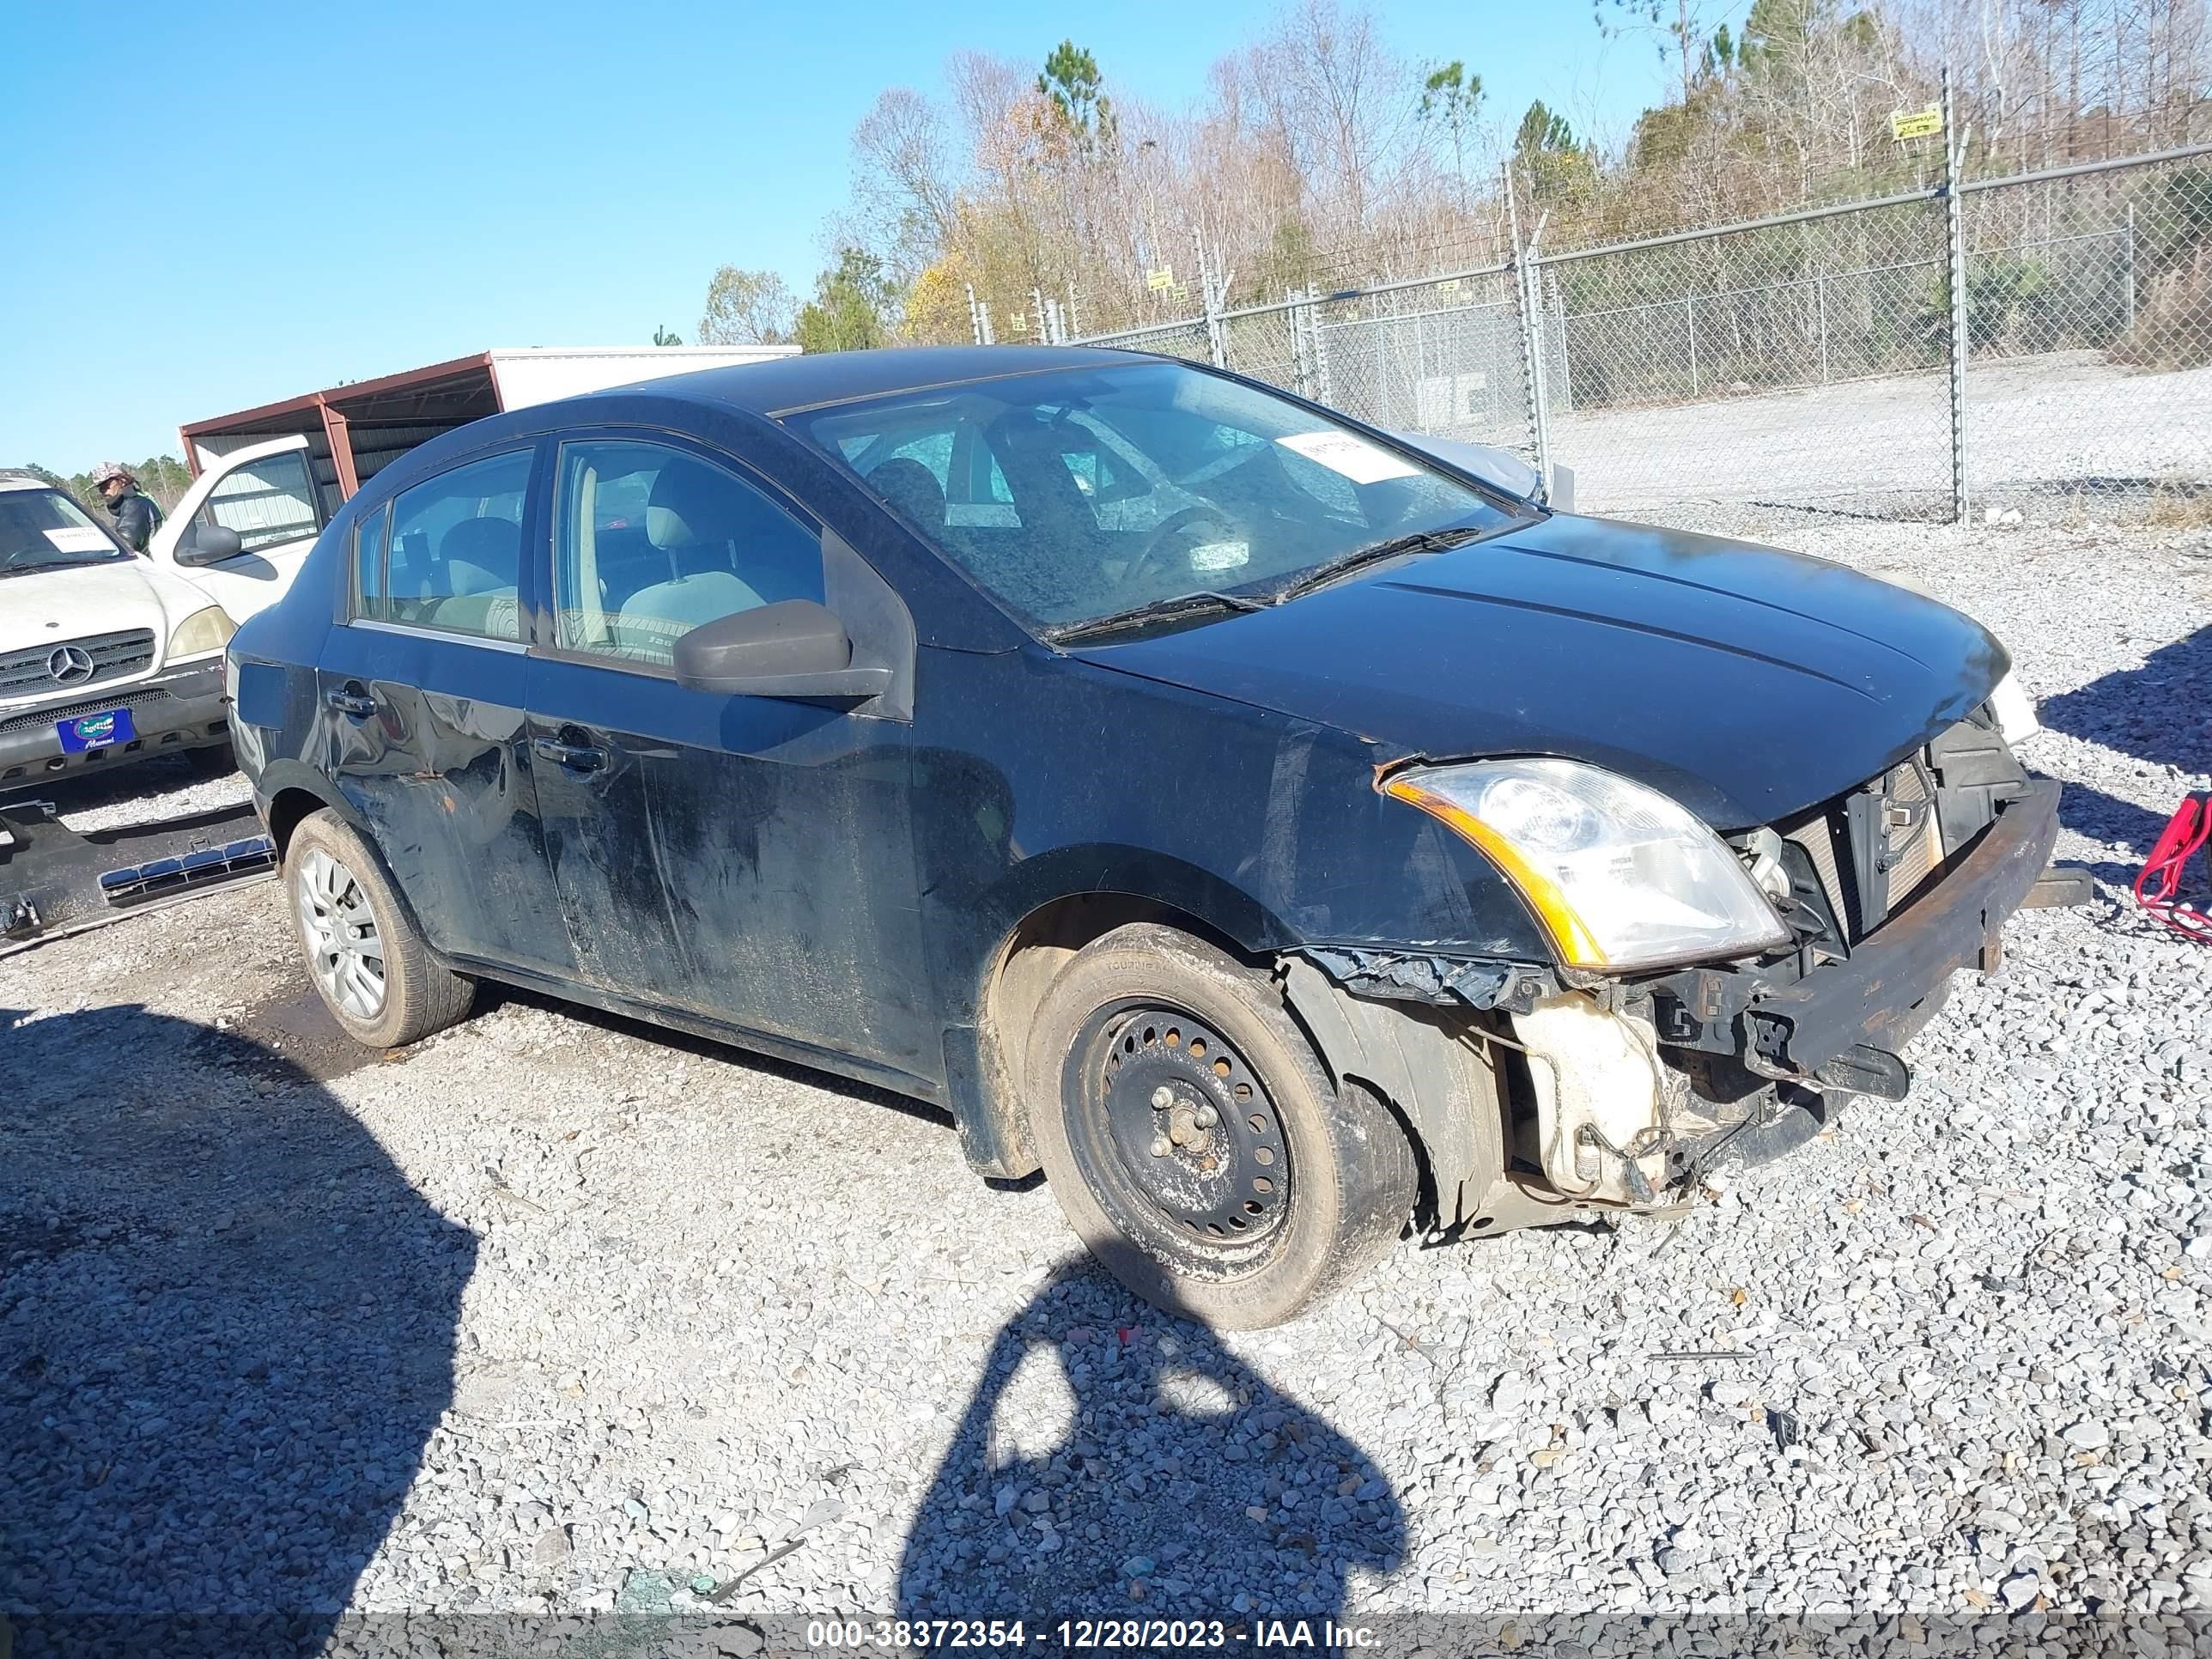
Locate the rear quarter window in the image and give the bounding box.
[350,502,391,620]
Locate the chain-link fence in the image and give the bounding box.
[1067,140,2212,526]
[1961,151,2212,520]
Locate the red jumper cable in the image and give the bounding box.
[2136,793,2212,943]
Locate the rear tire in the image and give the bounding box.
[1024,923,1418,1329]
[285,810,475,1049]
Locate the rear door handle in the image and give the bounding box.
[325,686,375,719]
[532,736,607,773]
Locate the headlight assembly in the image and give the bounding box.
[167,605,237,659]
[1382,757,1792,971]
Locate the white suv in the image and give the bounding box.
[0,470,239,787]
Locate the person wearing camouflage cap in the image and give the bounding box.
[89,461,163,553]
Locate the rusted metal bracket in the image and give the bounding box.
[2019,864,2095,910]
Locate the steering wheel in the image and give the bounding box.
[1115,505,1240,597]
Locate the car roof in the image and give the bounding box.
[599,343,1163,418]
[0,469,65,494]
[348,343,1182,520]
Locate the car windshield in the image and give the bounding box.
[787,362,1529,633]
[0,486,128,577]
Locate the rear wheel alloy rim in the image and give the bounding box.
[295,848,386,1020]
[1079,1003,1290,1248]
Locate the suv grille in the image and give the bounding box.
[0,686,174,734]
[0,629,156,699]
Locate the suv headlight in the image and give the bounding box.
[168,605,237,659]
[1383,757,1792,971]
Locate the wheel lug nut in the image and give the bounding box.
[1150,1086,1174,1109]
[1149,1135,1173,1158]
[1194,1105,1218,1129]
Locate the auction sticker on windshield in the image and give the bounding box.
[1275,430,1421,484]
[44,526,114,554]
[57,708,136,753]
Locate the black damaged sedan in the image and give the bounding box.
[226,345,2064,1327]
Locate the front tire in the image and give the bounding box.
[1024,924,1417,1329]
[285,811,475,1048]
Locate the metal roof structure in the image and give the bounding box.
[180,345,802,501]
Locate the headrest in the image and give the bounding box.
[647,457,744,550]
[438,515,520,576]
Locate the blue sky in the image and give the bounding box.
[0,0,1712,468]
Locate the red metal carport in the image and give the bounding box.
[179,353,507,511]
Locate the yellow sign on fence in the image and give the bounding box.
[1890,106,1943,141]
[1146,267,1176,291]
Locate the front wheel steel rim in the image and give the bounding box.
[295,848,386,1020]
[1079,1003,1290,1248]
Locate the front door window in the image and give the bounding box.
[553,440,823,669]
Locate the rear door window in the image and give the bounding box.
[380,450,534,641]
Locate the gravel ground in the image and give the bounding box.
[3,512,2210,1648]
[0,747,257,834]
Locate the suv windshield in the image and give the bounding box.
[0,486,129,577]
[787,362,1528,633]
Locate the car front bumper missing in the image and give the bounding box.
[1651,778,2064,1097]
[1289,780,2075,1225]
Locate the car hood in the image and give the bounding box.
[1071,513,2009,828]
[0,559,199,673]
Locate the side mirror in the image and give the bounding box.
[672,599,892,702]
[174,524,244,567]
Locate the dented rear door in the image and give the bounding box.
[320,446,576,977]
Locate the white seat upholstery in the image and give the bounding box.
[614,571,763,660]
[428,588,521,641]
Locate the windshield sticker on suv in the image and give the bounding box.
[1189,540,1251,572]
[1275,430,1421,485]
[44,526,114,553]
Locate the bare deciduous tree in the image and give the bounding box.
[702,0,2209,343]
[698,268,798,345]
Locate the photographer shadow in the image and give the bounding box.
[0,1002,474,1657]
[896,1253,1405,1625]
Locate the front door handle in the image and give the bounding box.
[325,685,375,719]
[532,736,607,773]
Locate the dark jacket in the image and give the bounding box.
[106,489,163,553]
